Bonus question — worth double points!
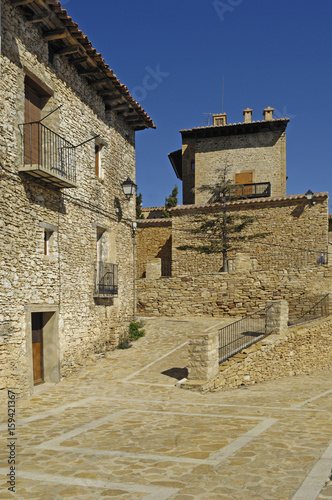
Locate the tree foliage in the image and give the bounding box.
[161,185,178,218]
[177,169,265,271]
[136,192,145,219]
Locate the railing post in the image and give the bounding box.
[266,300,289,334]
[187,331,219,382]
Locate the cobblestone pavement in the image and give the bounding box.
[1,316,332,499]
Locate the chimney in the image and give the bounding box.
[243,108,253,123]
[263,106,274,121]
[213,113,227,127]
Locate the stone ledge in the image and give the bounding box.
[180,379,214,393]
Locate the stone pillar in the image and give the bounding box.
[145,258,161,280]
[187,331,219,381]
[266,300,288,334]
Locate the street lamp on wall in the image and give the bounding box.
[120,177,138,321]
[121,177,137,199]
[305,189,314,207]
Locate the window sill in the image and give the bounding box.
[43,255,58,262]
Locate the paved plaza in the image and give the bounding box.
[1,316,332,499]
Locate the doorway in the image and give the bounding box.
[31,312,44,385]
[30,310,60,388]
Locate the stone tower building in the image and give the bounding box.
[169,108,289,205]
[0,0,155,401]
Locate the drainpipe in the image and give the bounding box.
[132,221,137,321]
[0,0,2,77]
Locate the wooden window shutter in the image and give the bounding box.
[24,84,42,165]
[235,172,253,184]
[95,144,101,177]
[235,172,253,196]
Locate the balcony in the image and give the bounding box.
[19,122,77,188]
[94,262,118,297]
[233,182,271,199]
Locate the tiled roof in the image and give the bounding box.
[137,218,172,225]
[142,207,165,211]
[170,193,329,212]
[12,0,155,130]
[180,118,289,134]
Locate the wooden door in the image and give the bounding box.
[24,84,42,165]
[235,172,253,196]
[32,313,44,385]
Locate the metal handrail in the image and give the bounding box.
[95,263,118,296]
[233,182,271,199]
[218,306,272,364]
[19,121,76,183]
[288,293,330,326]
[98,272,118,295]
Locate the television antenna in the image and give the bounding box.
[203,113,213,126]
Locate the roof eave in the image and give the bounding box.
[180,118,289,137]
[11,0,155,131]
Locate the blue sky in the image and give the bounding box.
[64,0,332,208]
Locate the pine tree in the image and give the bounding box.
[161,185,178,218]
[136,192,145,219]
[177,169,265,272]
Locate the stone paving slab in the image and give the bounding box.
[0,316,332,499]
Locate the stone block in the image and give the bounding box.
[187,330,219,381]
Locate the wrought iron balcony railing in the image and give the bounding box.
[19,122,77,188]
[233,182,271,199]
[94,262,118,297]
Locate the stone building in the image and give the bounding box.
[168,108,288,205]
[136,193,329,280]
[0,0,155,401]
[137,110,329,286]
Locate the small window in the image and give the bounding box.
[95,142,105,180]
[191,162,195,170]
[44,230,53,256]
[48,43,55,65]
[95,144,101,177]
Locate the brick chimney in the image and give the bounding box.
[213,113,227,126]
[243,108,253,123]
[263,106,274,121]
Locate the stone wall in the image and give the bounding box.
[181,117,287,205]
[141,207,164,219]
[137,266,332,317]
[189,315,332,393]
[194,130,287,204]
[0,0,139,401]
[136,220,172,278]
[170,194,329,276]
[182,138,196,205]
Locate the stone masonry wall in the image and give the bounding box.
[170,195,329,276]
[137,266,332,317]
[192,127,286,205]
[136,221,172,278]
[202,315,332,392]
[0,0,137,401]
[141,207,164,219]
[182,137,196,205]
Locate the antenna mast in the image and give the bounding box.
[203,113,212,126]
[222,75,224,114]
